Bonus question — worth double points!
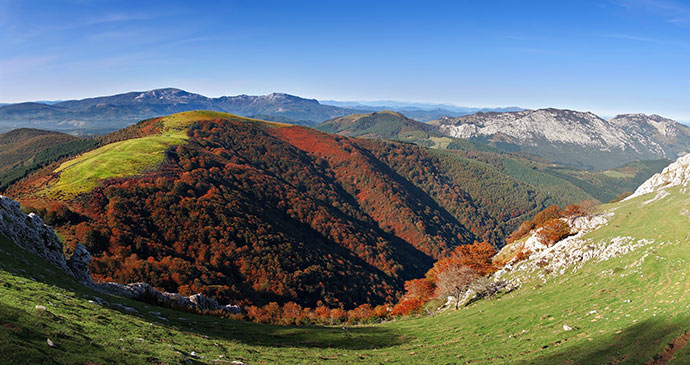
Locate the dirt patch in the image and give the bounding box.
[647,330,690,365]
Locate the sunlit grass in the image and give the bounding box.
[39,111,289,197]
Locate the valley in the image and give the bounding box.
[3,1,690,362]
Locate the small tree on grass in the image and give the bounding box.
[434,263,479,300]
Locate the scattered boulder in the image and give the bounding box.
[67,244,93,284]
[189,294,219,311]
[222,305,242,314]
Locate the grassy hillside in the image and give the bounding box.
[3,181,690,363]
[39,111,279,197]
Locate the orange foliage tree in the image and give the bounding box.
[536,218,572,246]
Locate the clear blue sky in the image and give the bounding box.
[1,0,689,120]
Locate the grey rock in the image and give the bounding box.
[222,304,242,314]
[163,292,194,309]
[67,244,92,284]
[189,293,219,311]
[0,196,70,274]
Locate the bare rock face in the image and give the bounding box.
[0,196,71,275]
[67,244,93,284]
[0,195,94,285]
[433,110,690,170]
[625,154,690,200]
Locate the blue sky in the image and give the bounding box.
[1,0,689,120]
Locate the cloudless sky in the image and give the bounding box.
[1,0,689,120]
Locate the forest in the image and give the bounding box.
[12,115,573,311]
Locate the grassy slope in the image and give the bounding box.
[4,185,690,363]
[39,111,285,197]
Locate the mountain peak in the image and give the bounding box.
[133,88,203,102]
[264,92,318,103]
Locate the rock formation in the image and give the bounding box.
[625,153,690,200]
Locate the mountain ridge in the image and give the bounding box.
[433,108,690,170]
[0,88,369,134]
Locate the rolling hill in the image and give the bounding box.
[432,109,690,170]
[2,151,690,363]
[0,128,98,192]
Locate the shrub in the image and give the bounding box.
[531,205,562,227]
[392,298,425,316]
[506,220,533,244]
[514,249,532,262]
[536,219,572,246]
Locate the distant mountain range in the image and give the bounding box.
[0,89,527,134]
[0,88,370,134]
[431,109,690,170]
[321,100,525,122]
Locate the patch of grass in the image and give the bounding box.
[46,134,186,196]
[39,111,289,197]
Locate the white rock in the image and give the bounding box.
[626,154,690,200]
[563,324,572,331]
